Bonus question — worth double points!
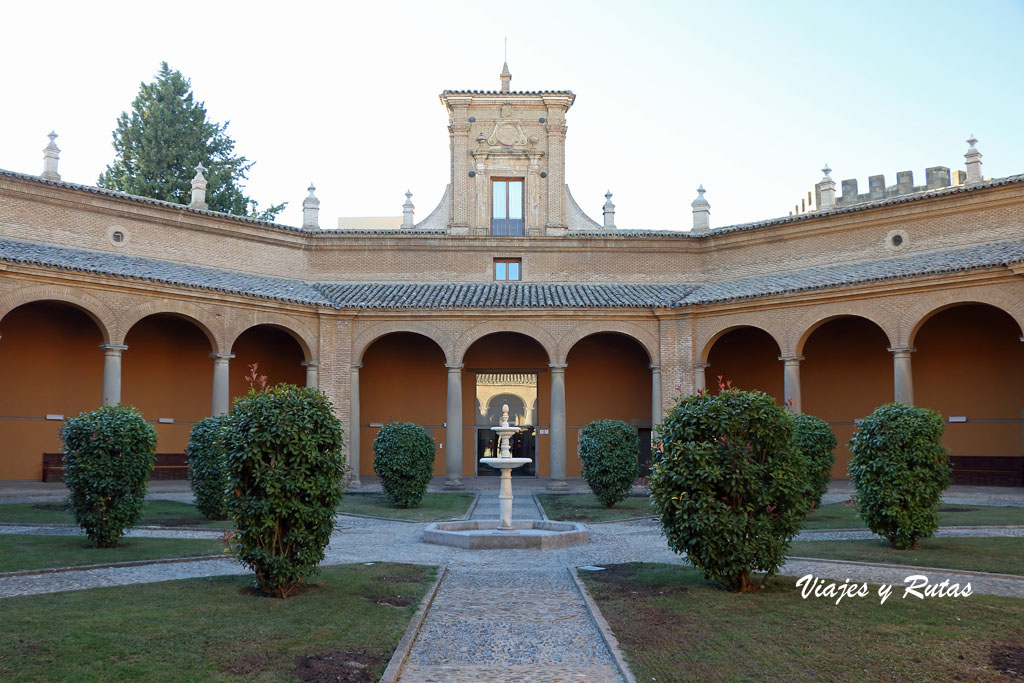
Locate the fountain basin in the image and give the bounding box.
[424,520,588,549]
[479,457,533,469]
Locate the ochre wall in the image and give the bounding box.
[0,303,103,480]
[463,333,550,477]
[123,315,212,453]
[802,317,892,477]
[566,333,650,476]
[360,333,446,476]
[915,304,1024,459]
[229,326,306,401]
[707,327,784,403]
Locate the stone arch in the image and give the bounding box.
[454,320,556,364]
[0,284,116,343]
[558,320,657,364]
[905,288,1024,347]
[698,322,784,363]
[226,315,316,362]
[352,320,450,364]
[793,305,896,356]
[120,299,223,352]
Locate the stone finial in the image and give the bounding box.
[965,134,983,185]
[41,131,61,181]
[818,163,836,210]
[691,185,710,232]
[501,403,509,427]
[500,61,511,94]
[302,182,320,229]
[189,163,208,210]
[402,190,415,228]
[602,190,616,229]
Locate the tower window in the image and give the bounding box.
[492,178,524,236]
[494,258,522,281]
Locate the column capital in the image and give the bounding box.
[778,355,805,364]
[548,362,568,371]
[99,343,128,353]
[301,359,320,368]
[351,362,363,371]
[693,361,711,369]
[649,364,661,372]
[887,346,916,355]
[445,363,464,371]
[209,352,235,361]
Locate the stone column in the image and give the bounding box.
[548,362,568,489]
[444,363,465,490]
[650,364,662,427]
[349,363,362,487]
[99,344,128,406]
[779,355,805,413]
[693,361,711,393]
[302,360,319,389]
[210,353,234,416]
[889,347,915,405]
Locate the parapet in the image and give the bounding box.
[823,166,958,209]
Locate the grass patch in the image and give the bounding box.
[337,492,475,521]
[0,535,227,573]
[790,537,1024,576]
[0,562,435,681]
[537,493,653,523]
[804,502,1024,530]
[0,500,227,528]
[581,562,1024,682]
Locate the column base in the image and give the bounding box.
[346,474,362,489]
[547,478,569,491]
[443,478,465,491]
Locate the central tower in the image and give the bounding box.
[440,63,575,236]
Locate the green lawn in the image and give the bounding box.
[337,492,475,522]
[581,562,1024,682]
[0,535,227,573]
[804,502,1024,530]
[790,537,1024,576]
[0,562,436,682]
[0,500,227,528]
[537,493,654,523]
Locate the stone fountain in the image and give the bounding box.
[423,404,588,549]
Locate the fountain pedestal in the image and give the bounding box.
[482,403,531,531]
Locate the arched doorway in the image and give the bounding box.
[704,326,783,402]
[0,302,105,480]
[229,325,307,400]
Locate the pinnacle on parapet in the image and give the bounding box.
[965,134,983,185]
[500,61,511,94]
[402,189,415,228]
[691,185,710,232]
[41,131,61,181]
[821,164,832,179]
[818,164,837,210]
[189,163,208,210]
[603,190,616,229]
[302,182,320,229]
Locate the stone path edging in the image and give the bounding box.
[380,565,448,683]
[0,554,229,579]
[568,567,635,683]
[785,555,1024,582]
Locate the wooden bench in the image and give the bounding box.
[949,456,1024,487]
[42,453,190,482]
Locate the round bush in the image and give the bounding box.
[792,413,837,508]
[650,388,815,592]
[848,403,950,549]
[579,419,639,508]
[186,415,230,520]
[224,384,347,598]
[60,404,157,547]
[373,422,435,508]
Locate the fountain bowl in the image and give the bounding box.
[424,519,588,549]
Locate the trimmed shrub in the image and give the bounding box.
[186,415,230,520]
[60,404,157,548]
[225,384,347,598]
[848,403,950,549]
[792,413,837,508]
[650,387,815,592]
[579,419,640,508]
[373,422,435,508]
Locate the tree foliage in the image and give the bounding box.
[373,422,435,508]
[186,415,231,520]
[98,62,285,220]
[578,419,640,508]
[792,413,837,508]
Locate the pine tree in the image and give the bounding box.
[98,62,285,221]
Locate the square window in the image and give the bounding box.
[494,258,521,281]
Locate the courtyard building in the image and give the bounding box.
[1,66,1022,487]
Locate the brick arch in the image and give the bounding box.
[697,321,784,363]
[453,320,557,364]
[558,320,657,364]
[226,315,316,362]
[120,300,223,352]
[352,320,450,364]
[792,304,897,356]
[905,288,1024,346]
[0,284,116,343]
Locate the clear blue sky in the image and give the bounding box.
[2,0,1022,230]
